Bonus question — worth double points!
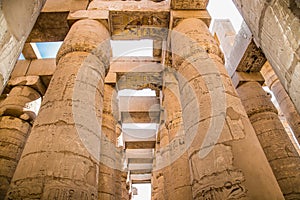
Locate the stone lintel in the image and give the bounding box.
[121,111,160,123]
[132,179,151,184]
[130,174,152,182]
[130,169,152,175]
[105,72,117,84]
[26,12,70,42]
[123,132,156,142]
[171,0,208,10]
[13,59,56,78]
[110,61,163,73]
[117,72,162,91]
[125,141,156,149]
[11,60,31,78]
[126,149,154,159]
[67,10,109,30]
[170,10,211,29]
[109,10,170,40]
[123,128,157,142]
[7,76,46,95]
[42,0,89,12]
[119,96,160,112]
[22,43,38,60]
[232,71,265,88]
[112,56,161,62]
[128,158,153,164]
[88,1,170,12]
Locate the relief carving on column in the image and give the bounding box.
[190,144,247,200]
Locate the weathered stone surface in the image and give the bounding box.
[0,0,45,93]
[26,12,70,42]
[231,71,264,88]
[172,18,284,199]
[42,0,89,12]
[237,81,300,199]
[171,0,208,10]
[5,19,110,199]
[99,84,118,199]
[0,85,41,121]
[233,0,300,114]
[0,116,31,199]
[21,43,38,60]
[261,62,300,144]
[109,11,169,40]
[170,10,211,29]
[211,19,236,62]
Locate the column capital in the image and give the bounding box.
[7,76,46,95]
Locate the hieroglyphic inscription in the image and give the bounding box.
[117,72,162,91]
[171,0,208,10]
[110,11,169,39]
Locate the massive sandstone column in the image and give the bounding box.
[232,0,300,113]
[0,0,46,92]
[236,79,300,199]
[261,62,300,144]
[99,84,118,199]
[171,18,284,199]
[5,19,111,199]
[0,77,42,198]
[163,68,192,200]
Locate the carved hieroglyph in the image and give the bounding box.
[109,11,169,40]
[5,19,111,199]
[171,18,284,199]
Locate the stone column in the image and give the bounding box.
[261,62,300,144]
[115,122,124,200]
[121,171,129,200]
[0,0,46,92]
[236,79,300,199]
[99,84,118,200]
[5,19,111,199]
[171,18,283,199]
[0,76,42,198]
[152,123,168,200]
[163,68,192,200]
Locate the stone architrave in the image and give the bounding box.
[171,18,284,199]
[5,19,111,199]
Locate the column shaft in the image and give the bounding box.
[237,81,300,199]
[163,68,192,200]
[171,18,283,199]
[0,83,41,198]
[6,19,110,199]
[261,62,300,144]
[99,84,118,200]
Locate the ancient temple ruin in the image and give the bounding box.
[0,0,299,199]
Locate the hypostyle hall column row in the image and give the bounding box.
[171,18,284,199]
[235,74,300,199]
[5,19,111,199]
[0,76,43,199]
